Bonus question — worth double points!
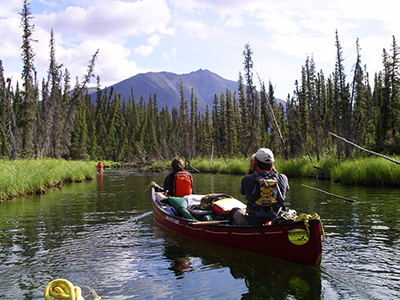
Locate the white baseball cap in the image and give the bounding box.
[254,148,274,163]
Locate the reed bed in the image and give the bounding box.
[189,157,250,174]
[329,157,400,186]
[187,155,400,186]
[188,156,316,176]
[0,159,97,201]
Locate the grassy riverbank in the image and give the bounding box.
[0,159,97,202]
[2,155,399,202]
[180,156,400,186]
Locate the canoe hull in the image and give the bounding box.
[151,188,323,265]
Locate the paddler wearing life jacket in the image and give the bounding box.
[237,148,289,225]
[163,157,194,197]
[96,161,103,170]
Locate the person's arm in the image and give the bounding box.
[163,173,173,195]
[239,176,247,195]
[189,172,194,194]
[247,156,256,174]
[276,174,289,200]
[239,185,244,195]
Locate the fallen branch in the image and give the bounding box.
[153,146,169,167]
[330,132,400,165]
[301,184,356,202]
[189,165,201,174]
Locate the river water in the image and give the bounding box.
[1,170,399,299]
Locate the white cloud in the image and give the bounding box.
[163,48,177,61]
[35,0,173,44]
[134,34,162,57]
[1,0,174,88]
[56,39,141,87]
[222,12,244,28]
[134,45,154,58]
[2,0,400,99]
[179,20,209,40]
[0,17,21,60]
[148,34,161,47]
[0,2,21,18]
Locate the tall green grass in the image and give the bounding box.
[189,157,250,174]
[329,157,400,186]
[185,155,400,186]
[188,156,318,176]
[0,159,97,201]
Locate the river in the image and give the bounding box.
[0,170,399,299]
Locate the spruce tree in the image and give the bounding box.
[299,66,310,155]
[178,79,189,159]
[20,0,38,158]
[225,89,237,156]
[389,36,400,150]
[144,94,157,155]
[333,30,351,158]
[37,29,63,158]
[351,38,368,151]
[242,43,260,155]
[0,61,10,157]
[211,93,220,155]
[70,101,88,159]
[238,72,248,156]
[201,105,212,156]
[189,88,196,158]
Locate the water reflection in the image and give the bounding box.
[164,245,195,278]
[156,226,322,299]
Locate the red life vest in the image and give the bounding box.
[172,171,193,197]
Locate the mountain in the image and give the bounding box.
[91,69,239,112]
[90,69,285,112]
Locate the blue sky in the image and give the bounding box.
[1,0,399,100]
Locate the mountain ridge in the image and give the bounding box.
[90,69,239,112]
[90,69,284,111]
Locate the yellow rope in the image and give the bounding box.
[294,213,325,240]
[144,181,162,192]
[43,279,101,300]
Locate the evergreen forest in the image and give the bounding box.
[1,0,400,164]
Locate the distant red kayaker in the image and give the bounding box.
[96,161,103,171]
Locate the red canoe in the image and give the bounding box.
[150,186,323,265]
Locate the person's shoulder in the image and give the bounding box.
[242,173,256,181]
[276,173,289,186]
[276,172,288,179]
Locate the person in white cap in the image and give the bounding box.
[246,152,277,174]
[237,148,289,225]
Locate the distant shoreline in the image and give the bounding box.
[2,155,399,203]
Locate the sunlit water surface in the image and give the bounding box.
[1,170,399,299]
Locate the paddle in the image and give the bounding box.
[190,220,229,225]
